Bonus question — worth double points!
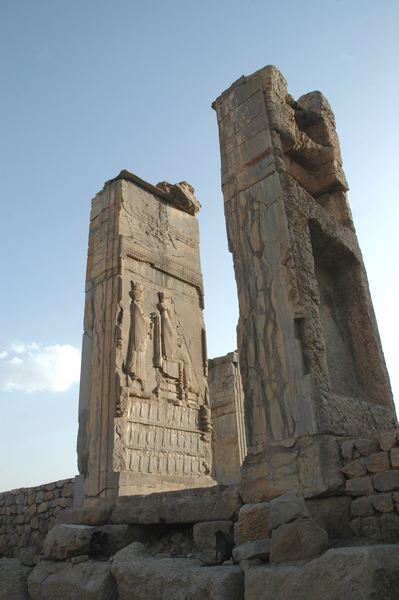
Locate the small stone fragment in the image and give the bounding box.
[270,518,328,564]
[354,439,379,457]
[365,452,390,474]
[20,546,38,567]
[43,524,95,560]
[232,539,271,562]
[340,440,354,461]
[378,431,398,452]
[268,490,309,531]
[390,447,399,468]
[345,476,374,496]
[371,493,394,513]
[239,558,263,572]
[341,458,367,479]
[373,471,399,492]
[234,502,269,545]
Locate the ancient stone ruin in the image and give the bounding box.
[1,65,399,600]
[76,170,213,500]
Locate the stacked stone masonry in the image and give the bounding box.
[340,429,399,542]
[0,478,74,558]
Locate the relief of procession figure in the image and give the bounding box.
[125,281,152,393]
[157,291,198,396]
[117,280,201,403]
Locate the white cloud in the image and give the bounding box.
[0,341,81,394]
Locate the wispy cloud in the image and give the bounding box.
[0,342,81,394]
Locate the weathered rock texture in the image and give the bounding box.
[0,558,31,600]
[111,542,244,600]
[245,545,399,600]
[213,65,396,451]
[28,559,117,600]
[0,479,73,558]
[208,352,247,484]
[77,170,214,500]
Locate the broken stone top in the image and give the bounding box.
[105,169,201,216]
[213,64,348,200]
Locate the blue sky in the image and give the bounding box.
[0,0,398,491]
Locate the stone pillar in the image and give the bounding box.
[208,352,247,484]
[213,66,396,499]
[77,170,214,501]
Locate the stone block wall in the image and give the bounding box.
[340,429,399,542]
[0,478,74,558]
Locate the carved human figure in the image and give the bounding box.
[126,282,151,391]
[157,292,197,394]
[158,292,178,359]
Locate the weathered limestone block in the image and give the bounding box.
[111,485,241,524]
[371,493,394,513]
[43,524,95,560]
[340,440,354,461]
[345,476,374,496]
[268,490,309,531]
[341,458,367,478]
[270,518,328,564]
[365,451,390,473]
[232,540,271,563]
[306,496,352,541]
[208,352,247,485]
[28,559,116,600]
[354,438,380,457]
[373,470,399,492]
[77,170,213,500]
[56,501,115,526]
[213,65,396,498]
[245,545,399,600]
[0,558,31,600]
[234,502,269,545]
[111,542,244,600]
[239,434,344,502]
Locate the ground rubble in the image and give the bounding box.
[2,486,399,599]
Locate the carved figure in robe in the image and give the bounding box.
[126,282,151,391]
[158,292,178,359]
[157,292,197,393]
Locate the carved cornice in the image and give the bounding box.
[121,245,204,296]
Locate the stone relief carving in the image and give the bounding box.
[156,292,198,400]
[126,281,152,393]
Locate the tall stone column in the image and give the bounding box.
[213,66,396,500]
[208,352,247,485]
[77,171,213,501]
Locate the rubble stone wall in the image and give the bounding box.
[340,429,399,541]
[0,478,74,558]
